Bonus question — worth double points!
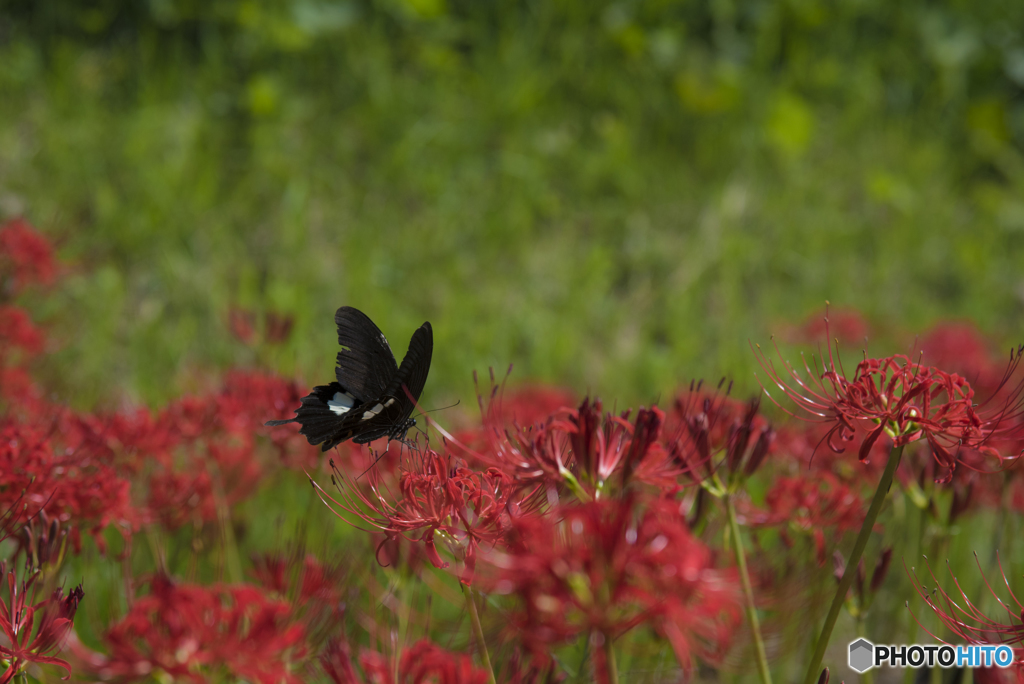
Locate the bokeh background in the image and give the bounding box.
[3,0,1024,408]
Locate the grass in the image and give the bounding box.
[2,1,1024,412]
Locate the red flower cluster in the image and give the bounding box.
[918,323,1003,398]
[321,638,491,684]
[756,329,1024,481]
[0,218,56,295]
[250,550,348,645]
[910,555,1024,681]
[0,219,54,415]
[314,449,515,580]
[74,575,306,683]
[477,496,740,672]
[665,387,775,485]
[0,569,83,684]
[0,306,44,357]
[796,308,870,346]
[60,370,314,530]
[448,397,669,498]
[747,473,864,563]
[228,307,295,346]
[251,551,347,607]
[0,420,133,550]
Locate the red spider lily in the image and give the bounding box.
[321,638,491,684]
[0,420,133,551]
[0,306,44,356]
[0,218,56,295]
[446,398,666,499]
[918,322,1003,398]
[228,308,257,345]
[250,550,348,646]
[0,367,42,411]
[755,321,1024,482]
[563,399,665,493]
[265,311,295,345]
[468,369,576,433]
[447,374,575,487]
[664,386,774,485]
[0,305,47,416]
[251,551,347,607]
[74,575,306,684]
[908,554,1024,678]
[228,308,295,346]
[144,442,263,529]
[447,411,576,492]
[477,495,740,672]
[1,367,309,540]
[0,570,83,683]
[772,423,889,486]
[15,509,69,575]
[114,370,310,527]
[797,308,870,346]
[311,448,515,581]
[746,473,865,565]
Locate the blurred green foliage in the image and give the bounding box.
[2,0,1024,408]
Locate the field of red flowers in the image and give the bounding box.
[1,218,1022,684]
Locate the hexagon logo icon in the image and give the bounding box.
[849,639,874,673]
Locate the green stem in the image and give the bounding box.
[602,631,620,684]
[803,444,905,684]
[462,583,497,684]
[903,496,924,684]
[856,616,873,684]
[208,460,243,584]
[724,493,773,684]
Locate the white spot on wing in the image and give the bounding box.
[328,391,356,416]
[361,403,384,421]
[384,398,396,407]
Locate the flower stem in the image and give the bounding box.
[856,616,873,684]
[802,444,905,684]
[602,631,620,684]
[208,461,243,584]
[462,583,497,684]
[724,493,773,684]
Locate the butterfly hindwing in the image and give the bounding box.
[334,306,398,403]
[264,382,359,448]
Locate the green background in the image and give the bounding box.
[3,0,1024,409]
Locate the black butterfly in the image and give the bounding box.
[265,306,432,451]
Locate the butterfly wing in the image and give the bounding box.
[334,306,398,403]
[385,321,433,410]
[265,311,432,451]
[264,382,359,450]
[348,321,433,444]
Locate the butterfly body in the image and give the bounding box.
[266,307,432,451]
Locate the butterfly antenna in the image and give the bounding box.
[415,399,461,418]
[356,446,390,481]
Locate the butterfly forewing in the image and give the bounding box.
[333,306,398,403]
[339,322,433,444]
[384,322,433,408]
